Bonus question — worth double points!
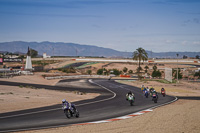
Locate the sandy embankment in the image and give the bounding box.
[20,79,200,133]
[0,73,99,113]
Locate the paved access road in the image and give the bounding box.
[0,79,175,132]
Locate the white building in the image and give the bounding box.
[43,53,51,58]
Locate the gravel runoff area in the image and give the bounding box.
[0,73,200,133]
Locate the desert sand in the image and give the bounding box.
[0,73,99,113]
[0,72,200,133]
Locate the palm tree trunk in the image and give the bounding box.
[138,56,141,73]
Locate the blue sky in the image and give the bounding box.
[0,0,200,52]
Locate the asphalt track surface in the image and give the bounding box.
[0,79,176,132]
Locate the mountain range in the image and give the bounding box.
[0,41,199,58]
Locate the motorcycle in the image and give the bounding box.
[161,90,166,97]
[149,89,154,97]
[144,90,149,98]
[63,104,79,119]
[152,93,158,103]
[127,95,135,106]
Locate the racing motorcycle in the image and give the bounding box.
[161,90,166,97]
[152,93,158,103]
[144,90,149,98]
[127,95,135,106]
[149,88,154,97]
[63,104,79,119]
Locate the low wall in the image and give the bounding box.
[45,75,110,80]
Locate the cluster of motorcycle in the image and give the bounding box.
[61,86,166,118]
[142,85,166,103]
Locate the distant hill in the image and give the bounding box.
[0,41,199,58]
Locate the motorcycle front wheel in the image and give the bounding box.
[154,99,157,103]
[130,100,134,106]
[75,111,80,118]
[65,109,71,118]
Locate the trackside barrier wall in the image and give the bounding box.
[45,75,110,80]
[75,58,200,63]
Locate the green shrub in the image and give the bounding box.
[128,70,133,74]
[194,71,200,78]
[173,68,183,79]
[87,70,92,75]
[97,68,103,75]
[19,85,24,88]
[152,70,162,78]
[113,69,121,76]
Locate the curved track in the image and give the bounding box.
[0,79,175,132]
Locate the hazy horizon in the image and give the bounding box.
[0,0,200,52]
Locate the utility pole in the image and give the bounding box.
[76,48,78,57]
[53,47,54,63]
[176,53,179,84]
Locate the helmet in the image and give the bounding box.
[62,99,67,103]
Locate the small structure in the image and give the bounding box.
[25,47,33,70]
[43,53,51,58]
[165,68,172,82]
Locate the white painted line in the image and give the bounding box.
[149,96,178,110]
[144,109,153,112]
[116,116,132,119]
[89,121,109,124]
[0,108,60,119]
[132,112,143,115]
[0,79,116,119]
[64,93,178,128]
[0,80,178,133]
[77,79,116,106]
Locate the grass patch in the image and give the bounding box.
[19,85,24,88]
[62,63,74,68]
[76,62,99,69]
[156,79,173,84]
[24,85,38,89]
[0,92,14,95]
[141,79,176,84]
[31,60,58,66]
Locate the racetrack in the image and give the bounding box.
[0,79,176,132]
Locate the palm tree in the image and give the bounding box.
[133,47,148,73]
[144,65,149,73]
[123,67,128,74]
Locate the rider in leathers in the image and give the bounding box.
[126,91,135,100]
[62,99,77,113]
